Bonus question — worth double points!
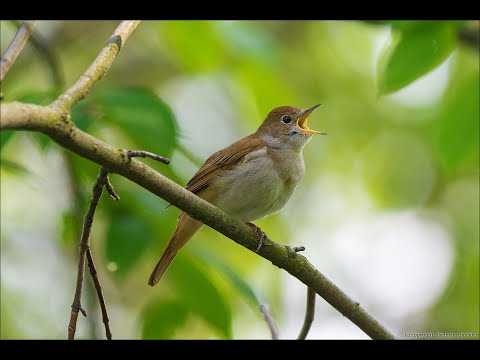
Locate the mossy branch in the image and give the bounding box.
[0,100,395,339]
[0,20,395,340]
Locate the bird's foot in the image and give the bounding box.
[246,222,268,252]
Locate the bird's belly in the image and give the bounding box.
[211,156,296,222]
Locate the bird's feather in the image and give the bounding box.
[186,135,266,194]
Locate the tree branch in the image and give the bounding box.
[1,20,36,83]
[68,168,109,340]
[0,101,396,340]
[51,20,140,112]
[127,150,171,165]
[9,20,64,87]
[0,20,395,340]
[64,153,98,338]
[259,304,280,340]
[86,248,112,340]
[297,287,316,340]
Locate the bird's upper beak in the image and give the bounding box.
[297,104,326,135]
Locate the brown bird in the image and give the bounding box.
[148,104,325,286]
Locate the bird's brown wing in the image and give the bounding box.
[186,135,266,194]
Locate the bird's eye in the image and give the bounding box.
[281,115,292,124]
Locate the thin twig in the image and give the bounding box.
[297,287,316,340]
[64,153,98,338]
[1,20,36,83]
[9,20,64,87]
[105,174,120,201]
[127,150,171,165]
[293,246,305,252]
[86,249,112,340]
[259,304,280,340]
[51,20,141,112]
[68,168,109,340]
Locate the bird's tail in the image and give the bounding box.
[148,214,202,287]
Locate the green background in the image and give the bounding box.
[1,20,478,339]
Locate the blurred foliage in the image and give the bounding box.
[378,21,460,94]
[0,20,478,339]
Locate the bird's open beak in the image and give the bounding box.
[297,104,326,135]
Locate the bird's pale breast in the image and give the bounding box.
[210,147,304,222]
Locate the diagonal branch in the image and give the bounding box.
[1,20,36,83]
[0,102,396,340]
[51,20,140,112]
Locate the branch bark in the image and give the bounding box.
[68,168,109,340]
[0,20,395,340]
[8,20,64,87]
[297,287,316,340]
[1,20,36,83]
[86,234,112,339]
[259,304,280,340]
[51,20,140,112]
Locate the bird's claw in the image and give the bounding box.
[246,222,268,252]
[256,238,264,253]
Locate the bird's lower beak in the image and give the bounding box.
[297,104,326,135]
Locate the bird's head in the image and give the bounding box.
[256,104,325,151]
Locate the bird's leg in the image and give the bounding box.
[246,222,268,252]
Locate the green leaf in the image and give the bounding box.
[158,21,226,73]
[169,256,232,338]
[141,299,189,339]
[1,131,14,150]
[196,248,260,308]
[95,88,178,157]
[214,21,279,68]
[31,133,52,150]
[436,75,479,172]
[386,20,430,30]
[105,213,154,278]
[71,98,98,131]
[386,20,465,31]
[17,90,58,105]
[378,21,458,95]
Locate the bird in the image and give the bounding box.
[148,104,325,287]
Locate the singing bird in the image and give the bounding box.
[148,105,325,286]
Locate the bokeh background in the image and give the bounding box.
[1,20,478,339]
